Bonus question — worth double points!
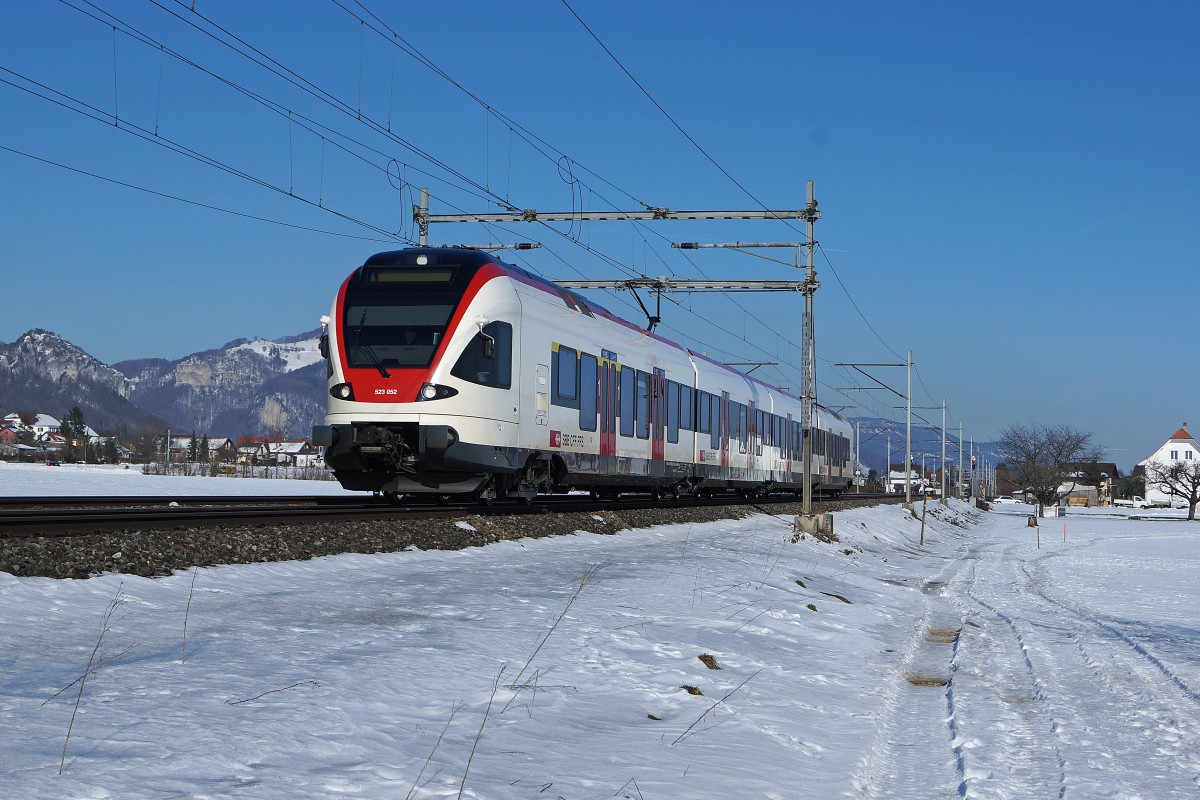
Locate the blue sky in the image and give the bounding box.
[2,1,1196,470]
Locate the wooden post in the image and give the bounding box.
[920,492,928,545]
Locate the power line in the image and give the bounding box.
[558,0,951,409]
[0,143,402,243]
[0,67,402,240]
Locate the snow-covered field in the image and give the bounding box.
[0,461,353,497]
[2,468,1199,798]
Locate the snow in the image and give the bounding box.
[3,470,1200,798]
[0,461,353,497]
[229,337,323,372]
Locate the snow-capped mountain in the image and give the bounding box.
[114,330,325,439]
[0,329,161,433]
[0,329,325,439]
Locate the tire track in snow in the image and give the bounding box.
[945,547,1068,800]
[1014,559,1200,793]
[979,547,1200,796]
[1019,561,1200,706]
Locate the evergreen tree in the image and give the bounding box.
[61,406,87,462]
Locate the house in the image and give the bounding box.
[0,423,19,458]
[236,443,259,465]
[1059,463,1119,507]
[169,435,239,462]
[257,440,322,468]
[206,437,237,462]
[1136,424,1199,506]
[3,412,60,440]
[886,465,926,495]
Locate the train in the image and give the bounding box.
[312,247,854,503]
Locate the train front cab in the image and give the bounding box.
[315,248,530,499]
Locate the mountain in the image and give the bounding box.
[850,415,998,475]
[114,330,326,439]
[0,329,162,432]
[0,329,326,439]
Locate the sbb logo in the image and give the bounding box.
[550,430,561,448]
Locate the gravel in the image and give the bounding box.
[1,497,901,580]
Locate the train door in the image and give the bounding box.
[719,392,731,468]
[599,361,617,457]
[535,364,549,426]
[650,372,667,465]
[785,413,794,475]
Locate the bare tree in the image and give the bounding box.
[995,422,1102,516]
[1144,459,1200,520]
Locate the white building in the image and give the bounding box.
[886,468,926,495]
[1136,424,1199,506]
[3,413,60,438]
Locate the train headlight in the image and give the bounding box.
[416,383,459,401]
[330,382,355,400]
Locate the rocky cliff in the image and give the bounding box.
[1,329,325,438]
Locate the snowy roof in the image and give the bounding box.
[3,413,60,429]
[264,441,311,454]
[171,437,235,452]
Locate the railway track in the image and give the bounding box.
[0,492,894,537]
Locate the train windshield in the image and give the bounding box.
[343,297,456,370]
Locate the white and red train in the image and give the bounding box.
[313,247,853,502]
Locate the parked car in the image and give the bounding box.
[1112,495,1170,509]
[991,495,1019,504]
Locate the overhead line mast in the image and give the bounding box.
[413,183,827,531]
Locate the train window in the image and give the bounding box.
[450,321,512,389]
[635,371,650,439]
[343,300,455,370]
[698,391,710,434]
[620,367,635,438]
[552,346,578,407]
[579,353,598,431]
[680,385,694,431]
[737,404,748,449]
[667,382,679,443]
